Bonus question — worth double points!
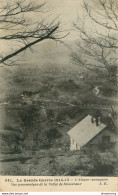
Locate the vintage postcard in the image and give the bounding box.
[0,0,117,192]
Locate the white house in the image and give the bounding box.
[67,115,107,151]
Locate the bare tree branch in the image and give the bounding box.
[0,26,59,64]
[72,0,118,81]
[0,0,66,66]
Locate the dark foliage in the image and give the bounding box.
[46,128,62,141]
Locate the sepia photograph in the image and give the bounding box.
[0,0,117,177]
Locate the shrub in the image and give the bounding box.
[46,128,62,141]
[88,153,114,176]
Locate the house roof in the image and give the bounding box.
[67,115,106,148]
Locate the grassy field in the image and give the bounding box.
[0,64,117,176]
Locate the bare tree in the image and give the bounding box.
[0,0,66,66]
[72,0,118,82]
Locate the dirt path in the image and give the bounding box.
[94,86,118,103]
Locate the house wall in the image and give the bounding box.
[69,127,117,151]
[70,137,80,151]
[86,128,117,151]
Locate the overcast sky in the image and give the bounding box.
[0,0,106,71]
[45,0,84,41]
[0,1,84,70]
[0,0,84,52]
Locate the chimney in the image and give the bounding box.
[96,117,98,126]
[95,117,101,126]
[91,117,94,123]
